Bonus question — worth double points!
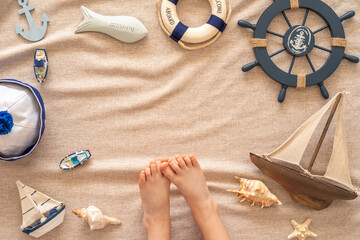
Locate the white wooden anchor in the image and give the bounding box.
[15,0,49,42]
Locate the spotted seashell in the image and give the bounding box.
[227,177,282,208]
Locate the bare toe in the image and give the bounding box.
[156,160,162,172]
[139,171,146,186]
[161,162,176,181]
[183,155,192,166]
[168,158,181,173]
[190,155,200,168]
[150,163,157,174]
[145,167,151,179]
[176,156,186,168]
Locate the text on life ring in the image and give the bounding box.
[166,7,175,25]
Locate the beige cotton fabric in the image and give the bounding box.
[0,0,359,239]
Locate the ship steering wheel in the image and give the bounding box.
[239,0,359,102]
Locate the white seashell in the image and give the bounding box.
[72,205,121,231]
[227,177,282,208]
[75,6,148,43]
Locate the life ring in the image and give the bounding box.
[156,0,231,50]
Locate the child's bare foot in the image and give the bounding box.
[160,155,230,240]
[160,155,214,213]
[139,160,171,240]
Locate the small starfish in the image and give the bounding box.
[288,219,317,240]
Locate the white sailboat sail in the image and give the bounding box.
[23,187,61,216]
[268,92,341,165]
[16,181,62,230]
[324,97,355,190]
[16,181,43,230]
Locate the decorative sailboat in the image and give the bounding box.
[250,92,358,210]
[16,181,65,238]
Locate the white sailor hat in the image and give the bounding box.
[0,79,45,161]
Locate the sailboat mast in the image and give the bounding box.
[307,94,342,172]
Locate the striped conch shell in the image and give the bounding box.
[72,205,121,230]
[227,177,282,208]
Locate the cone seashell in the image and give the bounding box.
[227,177,282,208]
[72,205,121,231]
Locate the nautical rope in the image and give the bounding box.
[296,74,306,88]
[251,38,267,48]
[331,38,347,48]
[156,0,232,51]
[290,0,299,9]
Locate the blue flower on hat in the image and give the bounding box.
[0,111,14,135]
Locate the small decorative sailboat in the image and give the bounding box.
[250,92,358,210]
[33,49,48,83]
[59,150,91,170]
[16,181,65,238]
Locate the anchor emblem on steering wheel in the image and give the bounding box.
[15,0,50,42]
[285,25,314,57]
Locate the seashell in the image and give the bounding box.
[226,177,282,208]
[72,205,121,231]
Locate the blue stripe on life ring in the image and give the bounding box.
[207,14,227,32]
[170,22,189,42]
[168,0,179,5]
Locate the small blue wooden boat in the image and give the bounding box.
[33,49,48,83]
[59,150,91,170]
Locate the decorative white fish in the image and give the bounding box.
[75,6,148,43]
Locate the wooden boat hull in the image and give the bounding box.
[250,153,358,210]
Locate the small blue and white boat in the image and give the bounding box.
[33,49,48,83]
[16,181,65,238]
[59,150,91,170]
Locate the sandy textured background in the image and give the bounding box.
[0,0,359,239]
